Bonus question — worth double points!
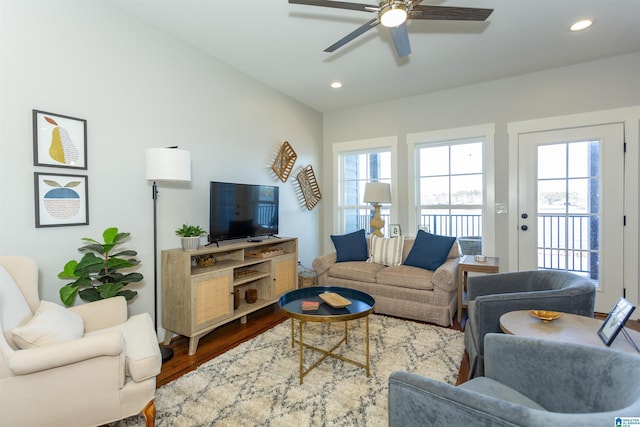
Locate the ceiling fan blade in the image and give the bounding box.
[410,5,493,21]
[288,0,378,13]
[324,18,379,52]
[389,24,411,58]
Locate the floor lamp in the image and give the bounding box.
[145,147,191,363]
[363,182,392,238]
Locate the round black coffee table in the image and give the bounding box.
[278,286,376,384]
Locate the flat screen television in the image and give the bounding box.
[209,181,279,243]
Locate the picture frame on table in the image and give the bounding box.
[598,297,636,346]
[34,172,89,228]
[390,224,401,237]
[33,110,87,169]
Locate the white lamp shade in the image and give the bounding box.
[363,182,391,204]
[145,147,191,182]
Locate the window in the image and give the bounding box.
[333,137,396,235]
[408,124,494,256]
[415,141,484,253]
[340,150,391,234]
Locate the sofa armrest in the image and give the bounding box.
[7,333,123,375]
[69,296,128,331]
[312,252,337,277]
[484,333,640,413]
[431,257,459,292]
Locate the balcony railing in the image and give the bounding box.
[356,212,597,277]
[538,213,597,279]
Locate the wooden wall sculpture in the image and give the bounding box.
[271,141,297,182]
[296,164,322,210]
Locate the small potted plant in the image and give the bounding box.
[58,227,143,307]
[175,224,207,251]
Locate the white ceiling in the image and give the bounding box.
[113,0,640,113]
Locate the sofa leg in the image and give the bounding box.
[142,399,156,427]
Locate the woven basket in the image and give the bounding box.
[298,266,318,288]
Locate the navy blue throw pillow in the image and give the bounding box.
[404,230,456,271]
[330,229,368,262]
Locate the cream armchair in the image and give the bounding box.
[0,256,161,427]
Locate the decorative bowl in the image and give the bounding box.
[529,310,563,321]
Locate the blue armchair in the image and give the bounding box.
[389,333,640,427]
[464,270,595,378]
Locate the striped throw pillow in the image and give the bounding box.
[368,235,405,266]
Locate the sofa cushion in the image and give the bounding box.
[327,261,385,283]
[368,235,404,266]
[12,301,84,349]
[330,229,368,262]
[376,265,435,290]
[404,230,456,271]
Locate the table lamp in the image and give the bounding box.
[363,182,391,237]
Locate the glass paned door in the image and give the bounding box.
[518,124,625,312]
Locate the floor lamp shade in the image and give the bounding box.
[145,147,191,182]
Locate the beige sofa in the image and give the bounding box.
[312,238,461,326]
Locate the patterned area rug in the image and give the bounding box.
[116,314,464,426]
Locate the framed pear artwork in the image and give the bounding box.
[33,110,87,169]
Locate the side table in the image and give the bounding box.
[457,254,499,323]
[500,310,640,353]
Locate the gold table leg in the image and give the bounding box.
[292,316,371,384]
[344,321,348,344]
[299,320,304,384]
[365,315,370,376]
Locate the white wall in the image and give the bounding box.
[322,52,640,254]
[0,1,323,338]
[322,52,640,312]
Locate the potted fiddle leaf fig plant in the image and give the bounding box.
[58,227,143,307]
[175,224,207,251]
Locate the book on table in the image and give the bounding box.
[301,300,320,311]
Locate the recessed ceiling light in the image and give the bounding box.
[330,81,343,89]
[570,19,593,32]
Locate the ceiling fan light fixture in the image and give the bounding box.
[380,4,407,28]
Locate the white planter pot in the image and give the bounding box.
[181,236,201,252]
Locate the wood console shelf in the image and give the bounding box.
[161,237,298,355]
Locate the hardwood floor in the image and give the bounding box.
[157,304,639,388]
[157,304,286,387]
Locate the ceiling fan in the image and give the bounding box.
[288,0,493,58]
